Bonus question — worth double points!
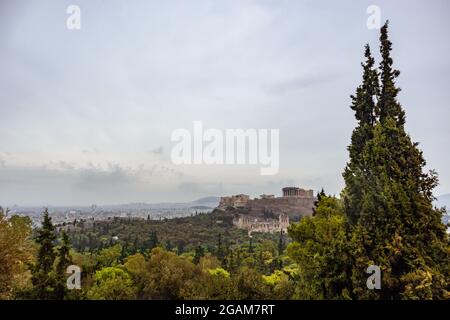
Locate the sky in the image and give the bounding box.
[0,0,449,206]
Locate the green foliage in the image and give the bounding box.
[342,21,450,299]
[232,266,270,299]
[55,231,72,300]
[18,210,79,300]
[262,270,295,299]
[2,21,448,301]
[184,258,235,300]
[123,247,199,299]
[30,209,58,299]
[0,208,33,299]
[66,210,278,255]
[288,196,352,299]
[208,267,230,278]
[96,244,122,268]
[193,245,205,264]
[87,267,135,300]
[343,43,379,225]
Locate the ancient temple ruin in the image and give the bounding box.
[233,212,290,234]
[218,187,316,233]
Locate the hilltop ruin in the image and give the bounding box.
[218,187,316,233]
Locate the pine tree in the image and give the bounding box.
[31,209,57,299]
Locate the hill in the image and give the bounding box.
[62,209,280,254]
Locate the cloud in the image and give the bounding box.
[77,164,134,189]
[0,0,449,203]
[264,72,342,95]
[0,162,185,206]
[177,182,224,197]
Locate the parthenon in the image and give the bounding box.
[282,187,314,198]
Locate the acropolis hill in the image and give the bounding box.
[217,187,316,233]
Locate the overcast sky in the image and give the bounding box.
[0,0,449,206]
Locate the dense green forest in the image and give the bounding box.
[0,22,449,300]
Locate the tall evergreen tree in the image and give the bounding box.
[55,231,72,300]
[378,21,405,126]
[343,44,379,225]
[248,236,254,254]
[278,230,285,256]
[31,209,57,299]
[216,233,225,263]
[346,22,449,299]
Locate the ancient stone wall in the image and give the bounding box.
[248,197,315,218]
[219,194,250,208]
[233,213,290,233]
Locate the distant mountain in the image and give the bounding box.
[100,196,220,211]
[190,196,220,208]
[11,197,221,213]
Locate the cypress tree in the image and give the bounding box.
[343,44,379,225]
[216,233,225,263]
[378,21,405,126]
[248,236,254,254]
[120,242,128,261]
[347,22,449,299]
[278,230,285,256]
